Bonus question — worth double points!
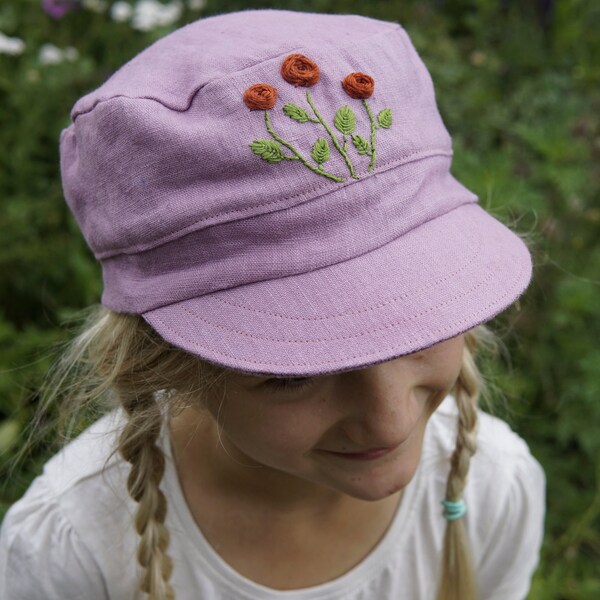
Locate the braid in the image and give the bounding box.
[118,390,174,600]
[436,336,481,600]
[35,306,228,599]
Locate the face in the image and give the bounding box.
[201,335,465,503]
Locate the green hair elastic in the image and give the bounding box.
[442,499,467,521]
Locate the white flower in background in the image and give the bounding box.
[39,43,79,65]
[188,0,205,10]
[131,0,183,31]
[39,43,63,64]
[111,1,133,22]
[0,31,26,56]
[82,0,109,12]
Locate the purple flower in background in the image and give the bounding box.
[41,0,80,20]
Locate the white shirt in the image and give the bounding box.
[0,396,545,599]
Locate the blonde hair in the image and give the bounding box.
[36,306,228,600]
[435,327,495,600]
[36,304,500,600]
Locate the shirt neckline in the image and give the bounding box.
[160,419,426,599]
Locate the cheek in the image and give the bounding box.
[216,396,332,458]
[441,336,465,378]
[421,338,465,400]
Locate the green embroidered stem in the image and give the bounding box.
[306,91,359,180]
[264,111,345,183]
[362,99,377,172]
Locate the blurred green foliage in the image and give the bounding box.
[1,0,599,597]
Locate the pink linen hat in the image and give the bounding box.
[59,9,532,377]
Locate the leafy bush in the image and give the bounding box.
[1,1,599,597]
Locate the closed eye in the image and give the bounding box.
[265,377,315,393]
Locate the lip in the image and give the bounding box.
[316,445,398,461]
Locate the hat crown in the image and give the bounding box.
[60,9,471,314]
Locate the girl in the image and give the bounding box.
[0,9,545,600]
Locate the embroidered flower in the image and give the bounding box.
[342,72,374,99]
[281,54,320,87]
[243,84,278,110]
[246,60,392,181]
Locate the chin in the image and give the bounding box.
[334,458,420,502]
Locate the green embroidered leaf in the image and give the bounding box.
[334,105,356,135]
[351,135,370,155]
[311,138,330,164]
[249,140,284,163]
[283,103,311,123]
[378,108,392,129]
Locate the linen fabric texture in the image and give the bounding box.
[0,397,545,600]
[59,10,532,376]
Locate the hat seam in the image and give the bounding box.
[145,259,528,371]
[210,220,481,321]
[95,148,454,259]
[71,25,404,122]
[175,266,497,345]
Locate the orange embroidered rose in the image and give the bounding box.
[281,53,320,87]
[341,72,374,99]
[243,84,278,110]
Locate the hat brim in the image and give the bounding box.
[142,203,531,377]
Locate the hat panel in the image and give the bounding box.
[327,27,449,160]
[100,154,476,312]
[61,25,455,261]
[63,97,221,255]
[71,10,397,119]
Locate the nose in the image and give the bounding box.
[336,360,427,448]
